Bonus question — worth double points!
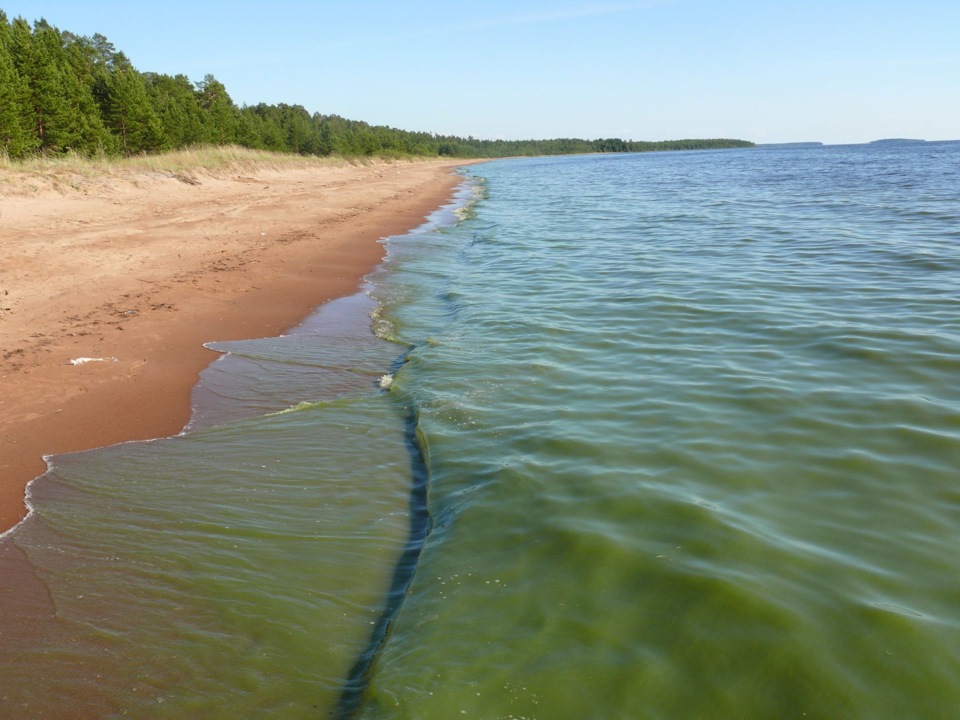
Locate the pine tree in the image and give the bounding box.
[60,33,114,154]
[0,12,35,157]
[102,52,164,153]
[196,74,237,145]
[12,19,109,154]
[146,73,207,148]
[279,103,313,154]
[8,17,62,151]
[315,115,338,156]
[240,103,286,151]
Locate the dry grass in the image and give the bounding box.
[0,145,419,197]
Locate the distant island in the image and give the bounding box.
[869,138,926,145]
[756,139,932,149]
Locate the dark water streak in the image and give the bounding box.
[335,349,434,720]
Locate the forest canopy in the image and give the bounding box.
[0,11,754,160]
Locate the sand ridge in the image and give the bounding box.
[0,157,467,533]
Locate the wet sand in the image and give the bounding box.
[0,157,466,534]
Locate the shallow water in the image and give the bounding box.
[358,144,960,719]
[0,273,436,718]
[3,143,960,719]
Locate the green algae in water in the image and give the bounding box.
[4,146,960,719]
[357,147,960,719]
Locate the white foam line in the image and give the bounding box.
[0,430,193,543]
[0,454,52,541]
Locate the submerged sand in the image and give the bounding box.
[0,155,466,534]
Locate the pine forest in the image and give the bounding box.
[0,12,754,161]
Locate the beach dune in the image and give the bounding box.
[0,155,464,534]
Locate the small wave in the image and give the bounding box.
[266,400,328,416]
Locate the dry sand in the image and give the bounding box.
[0,155,467,534]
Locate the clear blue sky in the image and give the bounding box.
[4,0,957,145]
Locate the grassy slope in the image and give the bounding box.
[0,145,421,197]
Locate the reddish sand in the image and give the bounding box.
[0,157,466,535]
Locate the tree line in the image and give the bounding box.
[0,12,754,160]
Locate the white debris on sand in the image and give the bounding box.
[69,357,119,365]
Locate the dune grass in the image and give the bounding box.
[0,145,431,197]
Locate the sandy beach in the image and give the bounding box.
[0,154,466,535]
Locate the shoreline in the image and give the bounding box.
[0,156,468,535]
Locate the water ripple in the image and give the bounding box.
[360,144,960,718]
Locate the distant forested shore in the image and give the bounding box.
[0,12,753,160]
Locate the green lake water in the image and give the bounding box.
[3,144,960,719]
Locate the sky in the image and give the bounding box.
[3,0,958,145]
